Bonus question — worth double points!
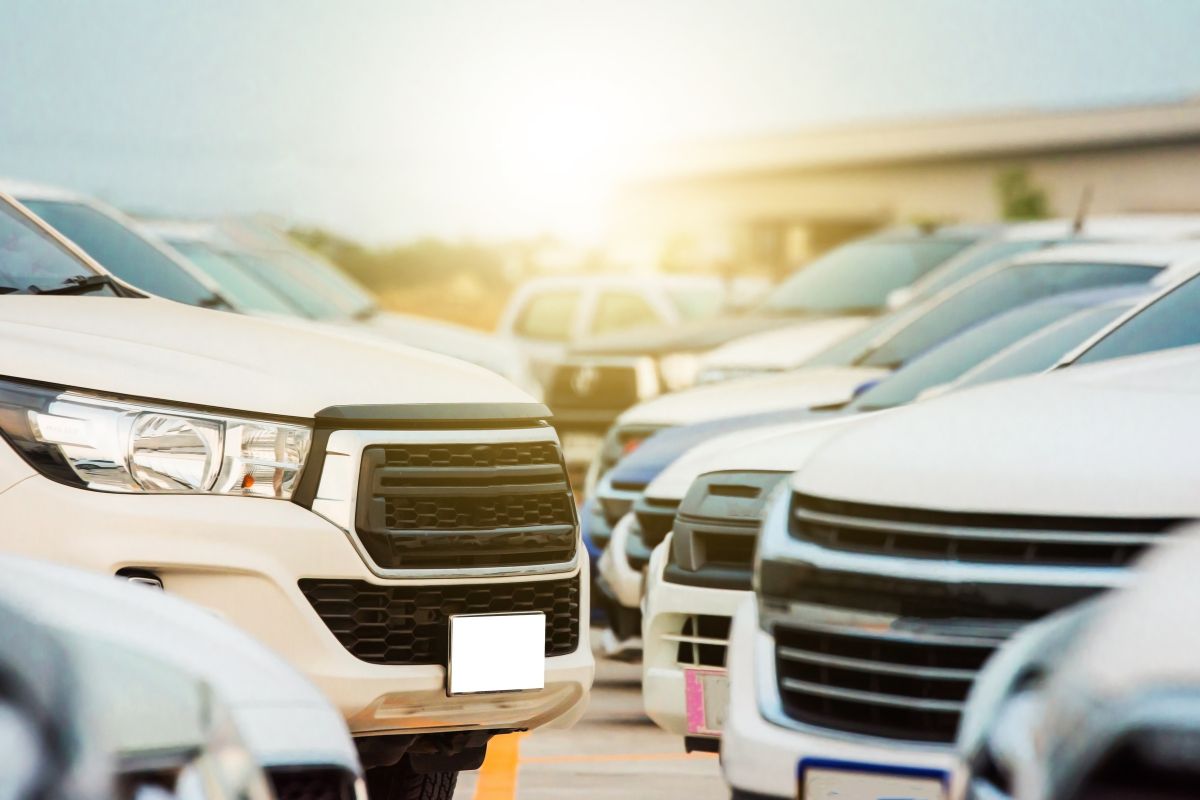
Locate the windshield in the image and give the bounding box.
[274,248,377,319]
[21,199,224,307]
[857,262,1158,369]
[667,285,726,320]
[223,251,355,320]
[1073,273,1200,365]
[762,237,974,315]
[956,304,1133,390]
[906,238,1053,303]
[169,240,300,316]
[802,312,906,367]
[0,199,117,295]
[853,299,1092,410]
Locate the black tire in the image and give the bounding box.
[366,760,458,800]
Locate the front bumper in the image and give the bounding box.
[642,536,747,737]
[597,512,644,609]
[0,473,594,737]
[721,598,960,799]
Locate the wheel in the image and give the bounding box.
[366,759,458,800]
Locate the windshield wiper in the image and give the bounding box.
[198,293,232,310]
[28,274,119,296]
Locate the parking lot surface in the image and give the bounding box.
[455,649,726,800]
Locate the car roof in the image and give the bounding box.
[1006,239,1200,270]
[0,177,87,203]
[987,215,1200,241]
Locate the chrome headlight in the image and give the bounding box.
[0,379,311,499]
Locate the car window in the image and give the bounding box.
[1073,273,1200,365]
[514,290,581,340]
[224,250,352,320]
[20,200,221,307]
[0,199,113,295]
[802,313,905,367]
[956,304,1132,389]
[270,248,377,319]
[859,262,1157,369]
[910,239,1052,302]
[666,286,725,320]
[169,240,300,316]
[762,238,974,315]
[591,291,662,335]
[853,300,1083,410]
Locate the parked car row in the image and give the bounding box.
[578,223,1200,797]
[0,186,595,799]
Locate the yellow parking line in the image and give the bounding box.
[473,733,523,800]
[521,751,717,765]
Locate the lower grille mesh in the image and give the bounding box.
[267,768,355,800]
[300,575,580,666]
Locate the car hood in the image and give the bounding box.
[0,297,533,419]
[568,313,792,356]
[792,345,1200,517]
[699,315,871,372]
[363,311,526,374]
[603,407,830,491]
[645,414,870,502]
[617,366,888,427]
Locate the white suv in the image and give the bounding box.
[0,191,592,800]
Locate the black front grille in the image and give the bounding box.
[666,472,787,591]
[790,491,1179,568]
[774,622,1001,744]
[355,440,576,570]
[267,768,356,800]
[675,614,732,668]
[635,498,679,548]
[547,363,640,411]
[300,575,581,666]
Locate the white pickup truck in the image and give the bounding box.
[0,190,593,800]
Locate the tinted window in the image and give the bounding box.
[1074,273,1200,365]
[22,200,220,306]
[667,286,725,320]
[0,200,111,295]
[854,300,1083,410]
[859,262,1157,369]
[591,291,662,335]
[226,251,351,319]
[762,238,973,314]
[170,241,299,316]
[515,290,581,340]
[956,305,1131,389]
[911,239,1051,301]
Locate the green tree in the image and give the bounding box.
[994,167,1051,220]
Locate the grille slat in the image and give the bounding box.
[773,622,1000,743]
[301,575,580,666]
[355,441,577,571]
[790,491,1179,567]
[673,614,731,668]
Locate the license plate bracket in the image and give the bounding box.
[684,667,729,736]
[447,612,545,695]
[798,757,947,800]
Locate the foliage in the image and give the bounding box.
[994,167,1052,220]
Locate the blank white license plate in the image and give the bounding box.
[684,668,729,736]
[448,612,545,695]
[801,764,946,800]
[561,433,603,465]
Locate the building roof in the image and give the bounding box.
[640,97,1200,183]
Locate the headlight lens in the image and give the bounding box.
[0,379,311,498]
[657,352,702,393]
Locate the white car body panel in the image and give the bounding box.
[697,316,871,378]
[0,556,358,772]
[615,366,886,428]
[791,345,1200,517]
[0,296,533,419]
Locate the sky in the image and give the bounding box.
[4,0,1200,243]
